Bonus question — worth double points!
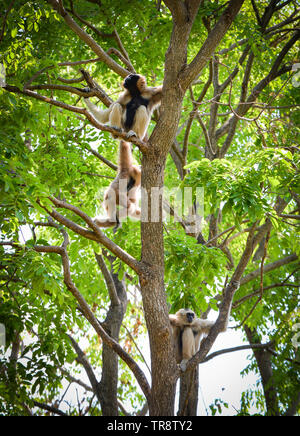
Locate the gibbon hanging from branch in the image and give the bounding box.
[169,308,229,371]
[84,74,163,140]
[94,140,141,229]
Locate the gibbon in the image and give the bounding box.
[94,140,141,229]
[169,308,229,371]
[84,74,163,140]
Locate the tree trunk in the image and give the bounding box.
[140,147,178,415]
[98,265,127,416]
[178,368,199,416]
[244,326,280,416]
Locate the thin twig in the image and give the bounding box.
[236,230,271,328]
[122,324,151,375]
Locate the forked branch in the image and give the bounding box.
[34,241,151,402]
[3,85,148,153]
[46,0,130,77]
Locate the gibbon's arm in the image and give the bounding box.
[129,166,141,187]
[192,312,230,335]
[169,314,182,327]
[116,90,131,106]
[150,85,163,99]
[144,86,163,111]
[145,85,163,95]
[84,98,112,124]
[191,318,215,335]
[118,140,141,188]
[118,140,133,173]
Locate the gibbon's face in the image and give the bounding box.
[123,74,146,93]
[177,309,195,324]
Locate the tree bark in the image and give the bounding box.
[141,148,178,415]
[178,368,199,416]
[244,326,280,416]
[97,259,128,416]
[139,0,247,415]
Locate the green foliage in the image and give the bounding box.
[165,232,227,313]
[0,0,299,416]
[209,398,229,417]
[184,148,297,226]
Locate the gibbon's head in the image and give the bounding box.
[123,74,147,95]
[176,309,195,324]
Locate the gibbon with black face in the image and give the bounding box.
[94,140,141,229]
[169,308,229,371]
[84,74,162,140]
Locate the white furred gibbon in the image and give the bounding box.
[94,140,141,229]
[84,74,162,140]
[169,308,229,371]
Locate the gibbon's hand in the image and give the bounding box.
[179,359,188,372]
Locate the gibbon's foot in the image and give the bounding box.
[179,359,188,372]
[111,126,123,139]
[111,126,122,132]
[126,130,138,138]
[113,222,122,234]
[94,217,117,228]
[231,280,240,289]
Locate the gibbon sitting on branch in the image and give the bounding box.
[169,308,229,371]
[84,74,163,140]
[94,140,141,229]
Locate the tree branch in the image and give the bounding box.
[3,85,148,152]
[34,242,151,403]
[26,83,90,97]
[46,0,129,77]
[39,197,145,277]
[68,1,115,39]
[233,281,300,308]
[83,144,118,171]
[182,223,260,374]
[112,28,136,73]
[95,252,121,305]
[250,0,262,26]
[67,334,100,402]
[218,30,300,156]
[201,343,270,364]
[180,0,246,90]
[23,59,103,89]
[164,0,190,22]
[79,68,113,107]
[33,400,67,416]
[0,0,16,43]
[37,204,100,243]
[237,229,271,327]
[240,253,298,286]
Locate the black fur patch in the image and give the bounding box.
[179,328,183,353]
[125,95,149,130]
[123,74,140,97]
[127,176,136,192]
